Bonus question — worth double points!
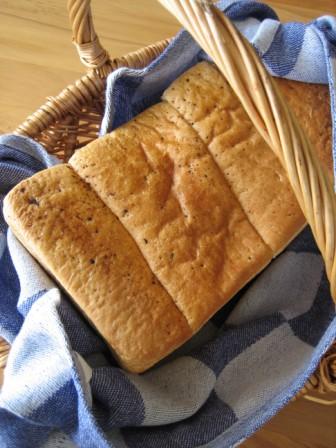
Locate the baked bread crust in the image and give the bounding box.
[70,101,272,331]
[3,164,192,372]
[163,62,331,253]
[4,62,332,372]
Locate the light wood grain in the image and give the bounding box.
[0,0,335,132]
[268,0,336,22]
[0,0,178,133]
[1,1,336,447]
[243,395,336,448]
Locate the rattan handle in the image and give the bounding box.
[67,0,110,74]
[158,0,336,302]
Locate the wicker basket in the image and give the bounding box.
[0,0,335,404]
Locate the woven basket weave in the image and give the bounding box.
[0,0,335,404]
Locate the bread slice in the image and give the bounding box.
[162,61,332,253]
[3,164,192,372]
[70,102,273,331]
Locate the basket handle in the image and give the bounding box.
[67,0,110,75]
[158,0,336,302]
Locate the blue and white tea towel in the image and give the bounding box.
[1,2,336,448]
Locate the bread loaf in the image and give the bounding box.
[4,62,331,372]
[3,164,191,372]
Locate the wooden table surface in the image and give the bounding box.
[1,1,336,447]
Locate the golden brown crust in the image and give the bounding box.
[3,164,192,373]
[275,77,332,180]
[4,62,332,372]
[162,61,310,254]
[70,102,272,331]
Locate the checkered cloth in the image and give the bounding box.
[1,2,336,447]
